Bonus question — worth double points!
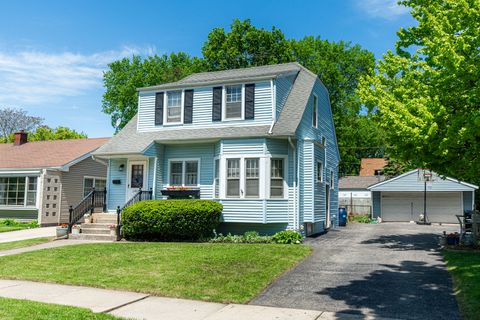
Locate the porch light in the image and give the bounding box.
[119,164,125,172]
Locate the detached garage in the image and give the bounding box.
[368,169,478,224]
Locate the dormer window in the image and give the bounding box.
[166,91,182,124]
[225,85,243,119]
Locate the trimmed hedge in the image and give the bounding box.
[122,200,223,241]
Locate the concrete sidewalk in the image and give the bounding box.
[0,280,390,320]
[0,226,56,243]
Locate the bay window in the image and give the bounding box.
[225,85,242,119]
[169,160,199,186]
[226,158,240,197]
[245,158,259,197]
[166,91,182,123]
[0,176,37,207]
[270,159,284,198]
[214,159,219,198]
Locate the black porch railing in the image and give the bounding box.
[68,187,107,232]
[116,188,153,240]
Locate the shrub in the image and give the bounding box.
[272,230,303,244]
[122,200,222,241]
[351,214,372,224]
[210,231,273,244]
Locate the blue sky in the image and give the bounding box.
[0,0,414,137]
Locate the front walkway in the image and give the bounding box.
[0,226,56,243]
[251,223,460,320]
[0,280,386,320]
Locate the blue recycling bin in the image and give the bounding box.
[339,207,347,227]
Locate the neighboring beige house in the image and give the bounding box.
[359,158,387,176]
[0,131,109,226]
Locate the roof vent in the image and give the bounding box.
[13,130,28,146]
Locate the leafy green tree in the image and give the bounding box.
[29,126,87,141]
[102,53,205,130]
[202,19,294,70]
[358,0,480,185]
[1,125,87,143]
[102,19,383,175]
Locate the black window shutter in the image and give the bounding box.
[245,83,255,120]
[155,92,164,125]
[184,90,194,124]
[212,86,222,121]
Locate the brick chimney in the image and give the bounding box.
[13,130,28,146]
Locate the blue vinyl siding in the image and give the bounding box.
[161,143,215,199]
[137,81,273,132]
[370,170,476,192]
[217,222,288,236]
[313,144,326,223]
[107,158,127,211]
[295,78,340,227]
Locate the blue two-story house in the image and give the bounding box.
[93,62,340,236]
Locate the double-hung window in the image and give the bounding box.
[270,159,284,198]
[83,177,107,197]
[166,91,182,123]
[169,160,199,186]
[226,159,240,197]
[245,158,259,197]
[330,170,334,189]
[225,85,242,119]
[0,176,37,207]
[312,94,318,128]
[316,161,324,183]
[214,159,220,198]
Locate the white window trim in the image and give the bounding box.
[312,93,318,128]
[83,176,107,195]
[167,158,201,187]
[330,169,335,190]
[222,84,245,121]
[213,157,220,199]
[221,155,266,199]
[316,160,324,184]
[163,90,184,125]
[267,155,288,200]
[0,176,39,209]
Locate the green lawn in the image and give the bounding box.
[443,250,480,320]
[0,297,123,320]
[0,220,39,233]
[0,242,311,303]
[0,238,52,252]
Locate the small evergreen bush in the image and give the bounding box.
[122,200,222,241]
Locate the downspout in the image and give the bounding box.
[288,137,297,231]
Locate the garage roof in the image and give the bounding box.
[368,169,478,192]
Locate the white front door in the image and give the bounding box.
[126,160,147,201]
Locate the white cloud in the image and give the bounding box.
[0,46,156,106]
[356,0,409,20]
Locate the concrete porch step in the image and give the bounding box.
[81,223,112,229]
[70,233,116,241]
[81,228,111,235]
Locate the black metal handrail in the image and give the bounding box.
[68,187,107,232]
[116,188,152,240]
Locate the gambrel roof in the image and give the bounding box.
[94,62,326,156]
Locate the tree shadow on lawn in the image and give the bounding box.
[360,233,444,252]
[317,260,460,320]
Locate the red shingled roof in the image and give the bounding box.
[0,138,110,169]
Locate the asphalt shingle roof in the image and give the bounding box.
[339,176,387,190]
[0,138,110,169]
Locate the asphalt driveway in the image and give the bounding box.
[251,223,460,320]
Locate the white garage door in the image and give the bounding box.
[381,192,462,223]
